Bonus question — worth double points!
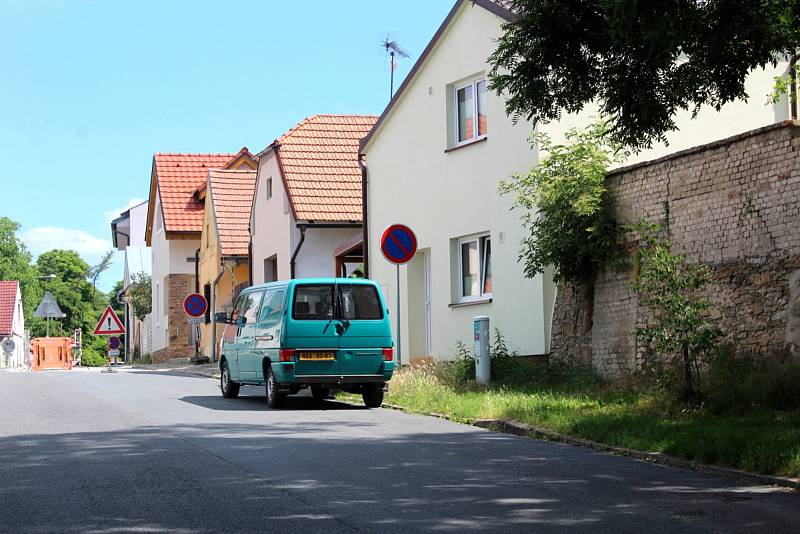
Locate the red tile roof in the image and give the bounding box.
[0,281,20,336]
[153,147,256,234]
[209,169,257,256]
[273,115,378,222]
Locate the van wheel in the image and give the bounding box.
[265,367,284,409]
[220,360,240,399]
[311,386,330,401]
[362,384,384,408]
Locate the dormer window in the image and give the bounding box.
[455,78,487,144]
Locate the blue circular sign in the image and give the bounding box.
[183,293,208,318]
[381,224,418,265]
[109,337,120,349]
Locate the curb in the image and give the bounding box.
[381,403,800,491]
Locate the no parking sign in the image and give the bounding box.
[380,224,417,367]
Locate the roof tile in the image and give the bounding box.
[274,115,377,222]
[0,281,20,336]
[208,170,257,256]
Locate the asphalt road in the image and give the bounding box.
[0,369,798,533]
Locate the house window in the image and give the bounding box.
[266,178,273,200]
[203,283,212,324]
[458,234,492,302]
[155,281,161,325]
[264,255,278,283]
[455,78,487,144]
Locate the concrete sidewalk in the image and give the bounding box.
[132,357,219,379]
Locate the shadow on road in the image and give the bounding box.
[0,418,797,534]
[179,394,366,412]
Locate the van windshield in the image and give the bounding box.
[291,283,383,320]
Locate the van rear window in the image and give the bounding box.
[339,284,383,320]
[292,285,334,320]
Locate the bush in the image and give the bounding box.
[704,350,800,414]
[80,349,107,367]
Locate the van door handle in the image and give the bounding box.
[255,335,273,341]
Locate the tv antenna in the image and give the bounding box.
[382,36,410,100]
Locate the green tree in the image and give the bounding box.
[488,0,800,150]
[630,221,722,400]
[108,272,151,319]
[498,121,625,283]
[0,217,41,320]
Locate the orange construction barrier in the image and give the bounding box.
[30,337,74,371]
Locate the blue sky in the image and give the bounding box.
[0,0,453,290]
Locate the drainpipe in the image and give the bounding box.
[359,156,369,278]
[290,224,307,279]
[194,248,200,293]
[790,52,800,120]
[247,227,253,287]
[209,264,226,364]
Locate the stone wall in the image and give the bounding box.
[151,274,196,364]
[550,121,800,377]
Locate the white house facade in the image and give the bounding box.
[360,0,794,364]
[251,115,376,285]
[0,281,26,368]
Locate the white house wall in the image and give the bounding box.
[290,225,362,280]
[365,2,549,362]
[149,193,199,353]
[541,65,792,167]
[251,150,293,284]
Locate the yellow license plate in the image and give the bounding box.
[299,351,335,361]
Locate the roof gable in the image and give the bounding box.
[145,148,253,242]
[0,281,20,336]
[359,0,514,154]
[208,169,257,256]
[268,115,378,222]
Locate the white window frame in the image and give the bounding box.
[453,77,487,146]
[458,234,492,303]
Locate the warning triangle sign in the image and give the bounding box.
[94,306,125,335]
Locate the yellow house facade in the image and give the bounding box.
[197,169,257,359]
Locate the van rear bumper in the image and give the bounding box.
[291,374,386,384]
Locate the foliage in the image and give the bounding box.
[109,272,152,319]
[630,220,723,400]
[704,349,800,414]
[88,251,114,302]
[488,0,800,150]
[0,217,42,321]
[498,121,625,282]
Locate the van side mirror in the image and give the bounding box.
[214,311,230,324]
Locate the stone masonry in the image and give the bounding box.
[550,121,800,378]
[151,273,196,364]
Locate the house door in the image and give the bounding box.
[424,252,433,356]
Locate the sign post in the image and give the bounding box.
[380,224,417,366]
[94,306,125,373]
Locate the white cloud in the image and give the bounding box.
[23,226,113,261]
[104,197,146,225]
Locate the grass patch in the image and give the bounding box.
[376,359,800,477]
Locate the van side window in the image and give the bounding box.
[339,284,383,320]
[230,294,247,324]
[242,291,264,326]
[259,288,286,326]
[293,284,334,320]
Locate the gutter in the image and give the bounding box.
[290,225,307,279]
[209,264,226,364]
[359,156,369,278]
[194,248,200,293]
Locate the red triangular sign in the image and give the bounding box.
[94,306,125,335]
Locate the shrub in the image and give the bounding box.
[80,348,107,367]
[705,350,800,414]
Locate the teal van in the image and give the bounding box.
[216,278,394,408]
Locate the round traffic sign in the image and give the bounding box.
[108,337,120,349]
[2,337,15,354]
[183,293,208,318]
[381,224,418,265]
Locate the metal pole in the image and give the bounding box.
[396,264,401,366]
